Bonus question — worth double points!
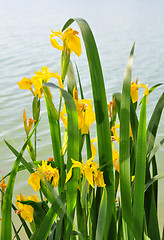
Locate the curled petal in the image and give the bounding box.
[50,38,63,51]
[78,99,95,134]
[56,75,64,89]
[17,77,32,90]
[113,149,119,172]
[73,87,79,101]
[20,205,34,223]
[51,29,63,38]
[51,28,81,57]
[91,137,97,156]
[111,123,120,143]
[131,81,139,103]
[91,161,98,171]
[67,34,81,57]
[15,194,40,223]
[60,104,67,129]
[85,156,95,166]
[85,166,94,188]
[94,170,106,187]
[138,83,149,97]
[31,76,43,98]
[65,167,73,183]
[51,169,59,188]
[28,172,41,191]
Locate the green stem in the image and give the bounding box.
[58,94,63,115]
[82,208,87,240]
[88,209,92,240]
[58,94,66,191]
[34,124,37,157]
[39,189,43,202]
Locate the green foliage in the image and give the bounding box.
[1,18,163,240]
[133,96,147,240]
[119,43,135,240]
[95,188,107,240]
[1,123,39,240]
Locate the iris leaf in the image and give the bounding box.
[44,82,79,240]
[95,188,107,240]
[63,18,116,239]
[119,42,135,240]
[145,173,164,192]
[133,96,147,240]
[4,139,34,173]
[1,122,39,240]
[147,93,164,155]
[43,87,65,192]
[147,138,164,163]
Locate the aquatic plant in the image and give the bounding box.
[1,18,164,240]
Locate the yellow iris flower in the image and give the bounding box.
[17,77,32,90]
[15,194,40,223]
[28,160,59,192]
[90,137,97,156]
[65,156,106,188]
[113,149,119,172]
[50,27,81,57]
[111,121,133,142]
[60,87,95,134]
[17,66,62,98]
[131,78,149,103]
[75,98,95,134]
[111,123,120,143]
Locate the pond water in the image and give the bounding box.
[0,0,164,236]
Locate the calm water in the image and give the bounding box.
[0,0,164,236]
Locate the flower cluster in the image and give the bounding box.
[107,78,149,173]
[15,26,106,227]
[15,160,59,222]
